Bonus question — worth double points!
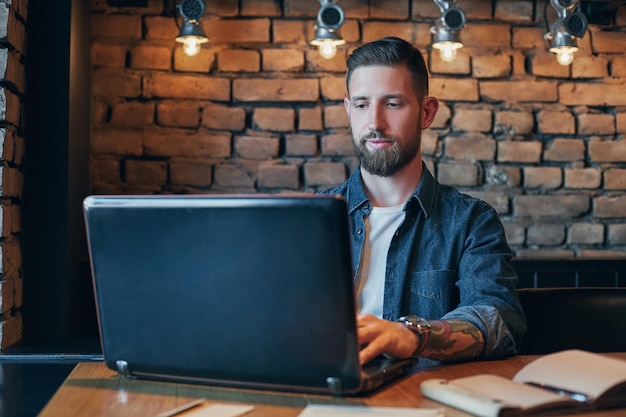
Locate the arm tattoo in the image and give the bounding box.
[421,320,485,362]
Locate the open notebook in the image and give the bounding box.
[83,194,421,396]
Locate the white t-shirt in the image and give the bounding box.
[354,204,406,318]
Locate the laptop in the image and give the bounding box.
[83,194,421,396]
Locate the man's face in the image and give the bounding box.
[344,65,423,177]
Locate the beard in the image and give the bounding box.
[353,131,421,177]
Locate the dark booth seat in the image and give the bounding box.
[517,287,626,355]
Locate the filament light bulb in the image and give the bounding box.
[319,40,338,59]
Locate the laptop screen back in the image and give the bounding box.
[83,194,362,393]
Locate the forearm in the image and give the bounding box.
[419,319,484,362]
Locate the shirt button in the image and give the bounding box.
[356,229,363,235]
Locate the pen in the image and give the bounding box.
[524,382,591,403]
[156,399,205,417]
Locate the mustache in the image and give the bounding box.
[360,131,396,142]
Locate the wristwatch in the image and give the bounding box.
[397,315,431,356]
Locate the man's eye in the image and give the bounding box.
[387,102,402,108]
[354,102,367,109]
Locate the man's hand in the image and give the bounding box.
[356,313,420,365]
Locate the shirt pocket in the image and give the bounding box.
[407,269,458,319]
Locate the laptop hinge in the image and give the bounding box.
[326,376,344,396]
[116,360,136,378]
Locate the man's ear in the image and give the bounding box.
[421,96,439,129]
[344,96,351,114]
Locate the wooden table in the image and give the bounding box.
[39,353,626,417]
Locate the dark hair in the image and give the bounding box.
[346,37,429,99]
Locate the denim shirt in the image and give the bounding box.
[321,164,527,359]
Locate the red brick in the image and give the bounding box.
[235,135,280,159]
[321,133,352,156]
[618,112,626,134]
[537,110,575,135]
[495,1,533,23]
[241,0,281,16]
[284,0,317,17]
[430,78,479,101]
[144,73,230,100]
[452,108,492,132]
[306,49,347,73]
[512,27,545,49]
[589,141,626,162]
[564,168,601,189]
[91,130,143,155]
[431,102,451,129]
[362,22,417,44]
[233,79,318,102]
[321,76,347,101]
[462,24,511,48]
[612,57,626,77]
[92,14,142,39]
[523,167,562,189]
[202,18,270,44]
[498,141,542,163]
[530,53,570,78]
[567,223,604,245]
[467,191,510,214]
[156,101,200,128]
[170,159,213,187]
[577,113,615,135]
[173,47,214,73]
[472,55,511,78]
[285,134,318,156]
[214,165,255,189]
[299,107,323,131]
[262,49,304,72]
[594,196,626,218]
[202,104,246,131]
[304,162,346,187]
[110,102,155,129]
[605,169,626,190]
[323,105,348,129]
[481,80,558,103]
[457,0,493,19]
[124,159,167,185]
[91,158,122,184]
[437,162,480,186]
[144,16,177,40]
[444,134,496,160]
[130,44,171,71]
[591,29,626,53]
[253,108,295,132]
[527,224,564,246]
[206,0,239,17]
[544,139,585,162]
[218,49,260,73]
[272,20,308,44]
[422,130,440,157]
[370,0,409,19]
[258,164,299,189]
[495,110,534,135]
[411,0,440,19]
[608,225,626,245]
[514,195,589,217]
[430,50,471,75]
[572,56,609,79]
[559,82,626,106]
[91,43,127,68]
[144,131,232,158]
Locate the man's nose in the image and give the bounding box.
[367,106,386,132]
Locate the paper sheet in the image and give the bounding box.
[156,400,254,417]
[298,404,445,416]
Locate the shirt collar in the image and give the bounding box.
[345,162,436,218]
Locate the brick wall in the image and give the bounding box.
[0,0,26,349]
[90,0,626,259]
